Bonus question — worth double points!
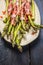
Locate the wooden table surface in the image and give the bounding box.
[0,0,43,65]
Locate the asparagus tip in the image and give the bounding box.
[18,46,23,52]
[1,32,6,37]
[12,41,15,48]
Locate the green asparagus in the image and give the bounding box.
[28,16,38,29]
[21,21,26,30]
[28,16,43,29]
[15,34,23,52]
[20,27,26,34]
[34,23,43,29]
[10,26,14,41]
[3,0,9,24]
[7,24,12,36]
[3,17,8,23]
[2,18,10,37]
[5,0,9,10]
[31,0,35,20]
[12,22,21,43]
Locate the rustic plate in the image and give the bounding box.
[0,0,41,46]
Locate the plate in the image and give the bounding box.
[0,0,41,46]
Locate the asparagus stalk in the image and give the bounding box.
[8,0,16,36]
[7,24,12,36]
[34,23,43,29]
[25,24,30,31]
[21,21,25,30]
[18,45,22,52]
[12,0,22,47]
[5,0,9,7]
[3,18,8,23]
[5,0,9,11]
[2,32,6,37]
[20,27,26,34]
[31,0,35,20]
[12,22,21,43]
[28,16,43,29]
[3,0,9,23]
[2,18,10,37]
[15,34,23,52]
[4,17,10,29]
[10,26,15,47]
[28,16,38,29]
[10,26,14,41]
[21,20,29,31]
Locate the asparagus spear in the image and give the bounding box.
[5,0,9,10]
[7,0,16,35]
[21,20,30,31]
[3,0,9,23]
[25,24,30,31]
[15,34,23,52]
[21,21,26,30]
[12,22,21,43]
[7,24,12,37]
[20,27,26,34]
[12,0,22,47]
[31,0,35,20]
[10,26,16,47]
[5,0,9,7]
[28,16,38,29]
[28,16,43,29]
[2,18,10,37]
[3,17,8,23]
[12,0,22,43]
[10,26,14,41]
[34,23,43,29]
[1,32,6,37]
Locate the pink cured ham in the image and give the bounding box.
[11,18,16,26]
[8,3,13,15]
[7,0,31,25]
[11,3,17,18]
[24,2,30,15]
[9,0,12,3]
